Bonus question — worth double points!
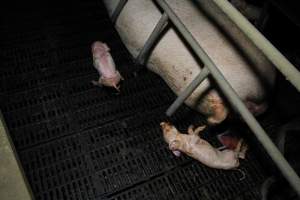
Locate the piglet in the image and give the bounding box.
[91,41,123,91]
[160,122,247,170]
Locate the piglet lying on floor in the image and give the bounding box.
[91,41,123,91]
[160,122,247,170]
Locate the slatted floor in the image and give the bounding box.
[0,1,268,199]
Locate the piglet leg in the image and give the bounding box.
[188,125,206,136]
[188,125,195,135]
[235,139,248,159]
[91,80,102,87]
[113,83,121,92]
[193,125,206,136]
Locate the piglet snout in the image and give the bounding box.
[92,41,110,53]
[160,122,167,128]
[160,122,173,133]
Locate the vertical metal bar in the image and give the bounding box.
[166,67,210,116]
[136,13,169,65]
[206,0,300,92]
[155,0,300,196]
[111,0,128,24]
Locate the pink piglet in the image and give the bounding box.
[91,41,123,91]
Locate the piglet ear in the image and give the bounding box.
[103,43,110,51]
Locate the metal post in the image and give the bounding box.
[166,67,210,116]
[111,0,128,24]
[205,0,300,92]
[155,0,300,196]
[136,13,169,65]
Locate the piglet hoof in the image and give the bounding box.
[113,84,121,93]
[91,80,102,87]
[238,142,248,159]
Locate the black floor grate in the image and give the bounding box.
[0,0,269,199]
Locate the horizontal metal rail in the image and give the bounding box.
[111,0,300,196]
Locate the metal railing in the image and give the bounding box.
[111,0,300,196]
[111,0,128,24]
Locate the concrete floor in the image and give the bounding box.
[0,112,32,200]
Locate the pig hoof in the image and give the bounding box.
[245,101,268,116]
[207,116,225,125]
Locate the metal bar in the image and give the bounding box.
[155,0,300,196]
[136,13,169,65]
[111,0,128,24]
[166,67,210,116]
[206,0,300,92]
